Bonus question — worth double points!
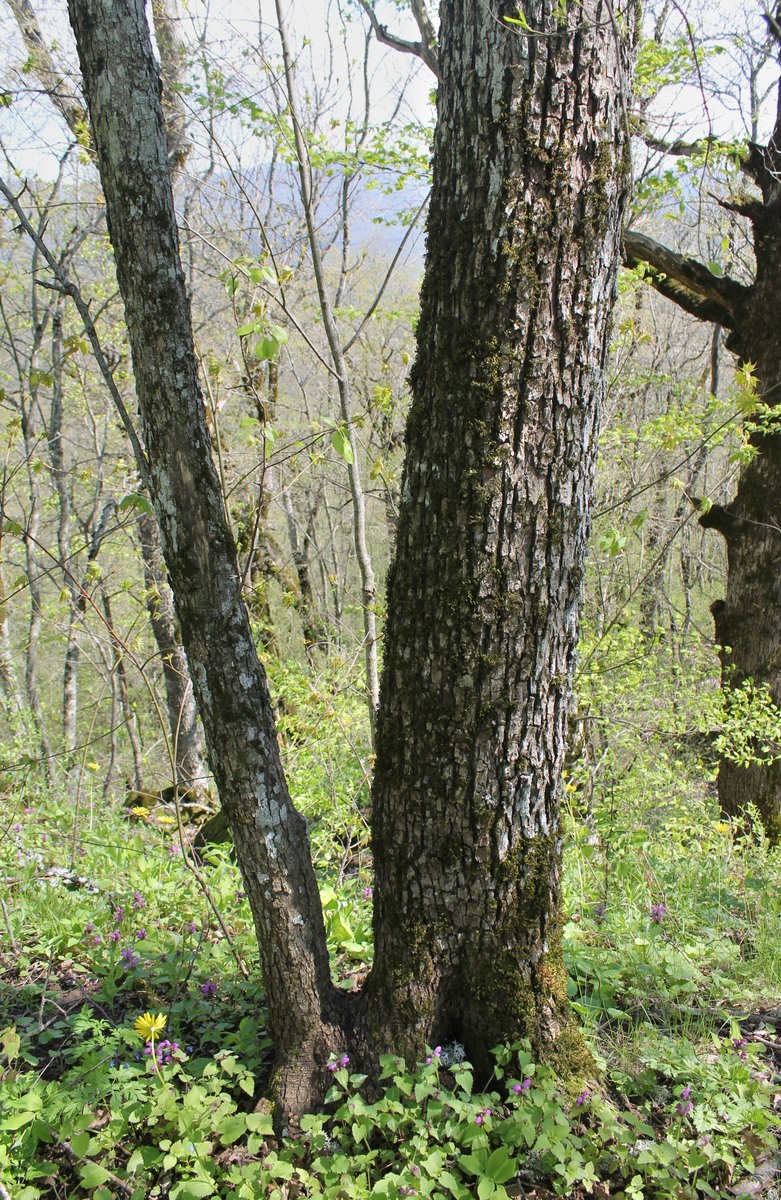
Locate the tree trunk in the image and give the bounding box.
[624,74,781,842]
[360,0,634,1074]
[137,511,208,796]
[67,0,343,1120]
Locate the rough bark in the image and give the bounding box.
[67,0,343,1120]
[360,0,634,1074]
[624,77,781,842]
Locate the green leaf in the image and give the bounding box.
[459,1153,486,1177]
[485,1147,516,1183]
[79,1162,110,1189]
[253,336,279,362]
[328,911,355,944]
[217,1114,247,1144]
[2,1111,36,1130]
[169,1183,216,1199]
[331,426,354,464]
[118,493,153,516]
[246,1112,274,1135]
[70,1131,91,1157]
[236,321,259,337]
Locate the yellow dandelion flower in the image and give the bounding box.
[131,806,151,818]
[134,1012,166,1041]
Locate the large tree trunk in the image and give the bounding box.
[625,72,781,842]
[360,0,633,1074]
[67,0,343,1121]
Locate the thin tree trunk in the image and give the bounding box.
[0,561,25,718]
[360,0,634,1075]
[67,0,343,1120]
[274,0,381,740]
[137,511,208,796]
[101,587,144,792]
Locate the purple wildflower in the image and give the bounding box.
[132,891,146,910]
[155,1039,179,1065]
[135,927,147,941]
[650,902,667,924]
[513,1078,532,1094]
[185,921,198,935]
[576,1090,591,1107]
[732,1036,748,1061]
[363,886,373,899]
[113,906,125,925]
[92,934,102,946]
[85,921,96,934]
[475,1108,492,1126]
[676,1084,694,1117]
[120,947,140,968]
[593,902,607,921]
[200,980,218,998]
[109,930,121,943]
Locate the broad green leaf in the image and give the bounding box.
[217,1114,247,1144]
[253,336,279,362]
[118,493,153,516]
[70,1131,91,1157]
[79,1162,110,1189]
[331,426,354,464]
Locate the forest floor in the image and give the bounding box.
[2,687,781,1199]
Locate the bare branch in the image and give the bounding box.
[623,229,748,330]
[637,127,723,159]
[357,0,439,78]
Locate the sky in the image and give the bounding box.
[0,0,433,180]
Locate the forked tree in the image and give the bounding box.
[625,25,781,842]
[62,0,634,1120]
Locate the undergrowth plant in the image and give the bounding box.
[1,663,780,1199]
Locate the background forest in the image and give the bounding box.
[1,0,781,1197]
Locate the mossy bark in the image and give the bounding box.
[360,0,634,1075]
